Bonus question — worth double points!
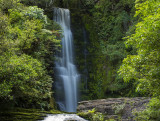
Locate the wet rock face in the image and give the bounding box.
[77,97,150,120]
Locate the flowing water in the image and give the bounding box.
[53,8,80,112]
[42,114,87,121]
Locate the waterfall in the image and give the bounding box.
[54,8,80,112]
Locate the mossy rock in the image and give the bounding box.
[0,108,63,121]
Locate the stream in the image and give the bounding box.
[41,114,87,121]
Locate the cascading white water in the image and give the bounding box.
[54,8,80,112]
[42,114,87,121]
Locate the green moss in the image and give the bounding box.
[0,108,64,121]
[49,109,63,114]
[0,109,45,121]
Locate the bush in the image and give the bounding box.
[0,54,52,107]
[135,98,160,121]
[77,108,104,121]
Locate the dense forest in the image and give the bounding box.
[0,0,160,120]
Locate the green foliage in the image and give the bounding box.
[79,0,138,99]
[134,98,160,121]
[0,80,12,98]
[20,0,55,8]
[0,0,22,13]
[119,0,160,97]
[0,0,60,109]
[112,103,126,115]
[90,0,135,43]
[22,6,47,24]
[92,112,104,121]
[0,54,52,99]
[0,11,9,33]
[102,42,127,62]
[119,0,160,120]
[77,108,104,121]
[53,0,81,9]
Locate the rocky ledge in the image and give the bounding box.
[77,97,150,121]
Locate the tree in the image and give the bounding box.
[0,0,60,109]
[119,0,160,120]
[119,0,160,97]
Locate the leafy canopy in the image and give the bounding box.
[119,0,160,97]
